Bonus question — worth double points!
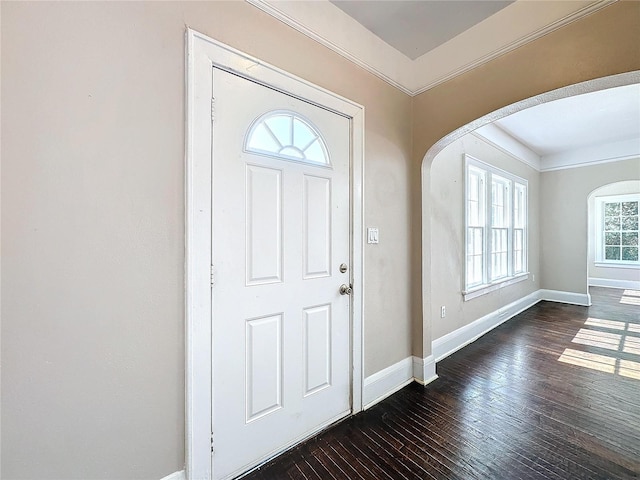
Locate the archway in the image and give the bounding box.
[588,181,640,291]
[419,71,640,365]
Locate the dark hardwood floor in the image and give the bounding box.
[243,287,640,479]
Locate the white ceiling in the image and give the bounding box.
[495,84,640,156]
[330,1,514,60]
[474,83,640,171]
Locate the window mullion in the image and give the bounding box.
[508,180,513,277]
[486,172,492,285]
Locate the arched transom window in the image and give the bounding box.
[245,111,330,166]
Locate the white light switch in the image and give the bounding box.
[367,227,379,244]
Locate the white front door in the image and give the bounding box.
[211,67,352,480]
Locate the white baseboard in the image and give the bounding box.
[539,289,591,306]
[432,291,540,362]
[160,470,185,480]
[363,357,414,409]
[588,277,640,290]
[412,355,438,386]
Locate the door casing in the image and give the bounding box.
[185,29,365,480]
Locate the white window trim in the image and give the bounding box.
[463,154,529,300]
[594,193,640,267]
[463,272,529,301]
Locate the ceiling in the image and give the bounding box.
[474,83,640,171]
[331,1,514,60]
[494,84,640,157]
[249,1,638,170]
[249,0,612,94]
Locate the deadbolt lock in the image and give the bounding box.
[339,263,348,273]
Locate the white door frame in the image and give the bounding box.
[185,29,365,480]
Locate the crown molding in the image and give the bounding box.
[472,124,541,171]
[411,0,615,95]
[246,0,414,95]
[246,0,616,96]
[540,138,640,172]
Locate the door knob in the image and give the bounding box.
[339,284,352,295]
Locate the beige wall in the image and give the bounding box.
[2,1,640,479]
[412,0,640,357]
[540,159,640,294]
[1,2,412,479]
[430,134,540,341]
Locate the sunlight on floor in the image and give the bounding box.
[559,310,640,379]
[620,289,640,305]
[620,296,640,306]
[619,359,640,380]
[559,348,616,373]
[623,336,640,355]
[585,317,626,330]
[572,328,620,350]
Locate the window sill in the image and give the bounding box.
[463,273,529,301]
[594,262,640,270]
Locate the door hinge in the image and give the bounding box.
[211,433,214,453]
[210,265,215,287]
[211,97,216,123]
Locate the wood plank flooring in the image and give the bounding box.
[243,287,640,479]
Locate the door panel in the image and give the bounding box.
[245,314,283,422]
[303,174,332,279]
[245,164,283,285]
[211,67,351,480]
[303,304,332,396]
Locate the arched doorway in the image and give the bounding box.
[419,71,640,365]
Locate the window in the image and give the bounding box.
[245,110,330,166]
[465,155,528,299]
[595,194,639,265]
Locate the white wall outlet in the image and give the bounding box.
[532,274,535,282]
[440,306,446,318]
[367,227,379,244]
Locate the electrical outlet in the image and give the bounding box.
[440,306,446,318]
[532,274,535,282]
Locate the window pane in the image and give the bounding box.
[622,247,638,262]
[474,228,483,253]
[605,217,621,231]
[469,173,479,201]
[491,176,510,228]
[622,215,638,231]
[467,168,485,228]
[467,226,484,287]
[247,122,282,151]
[605,246,621,260]
[514,229,524,274]
[304,140,327,164]
[605,232,621,245]
[514,183,526,228]
[622,201,638,216]
[246,111,330,166]
[622,232,638,246]
[293,118,317,149]
[474,257,482,281]
[491,228,508,280]
[605,202,620,216]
